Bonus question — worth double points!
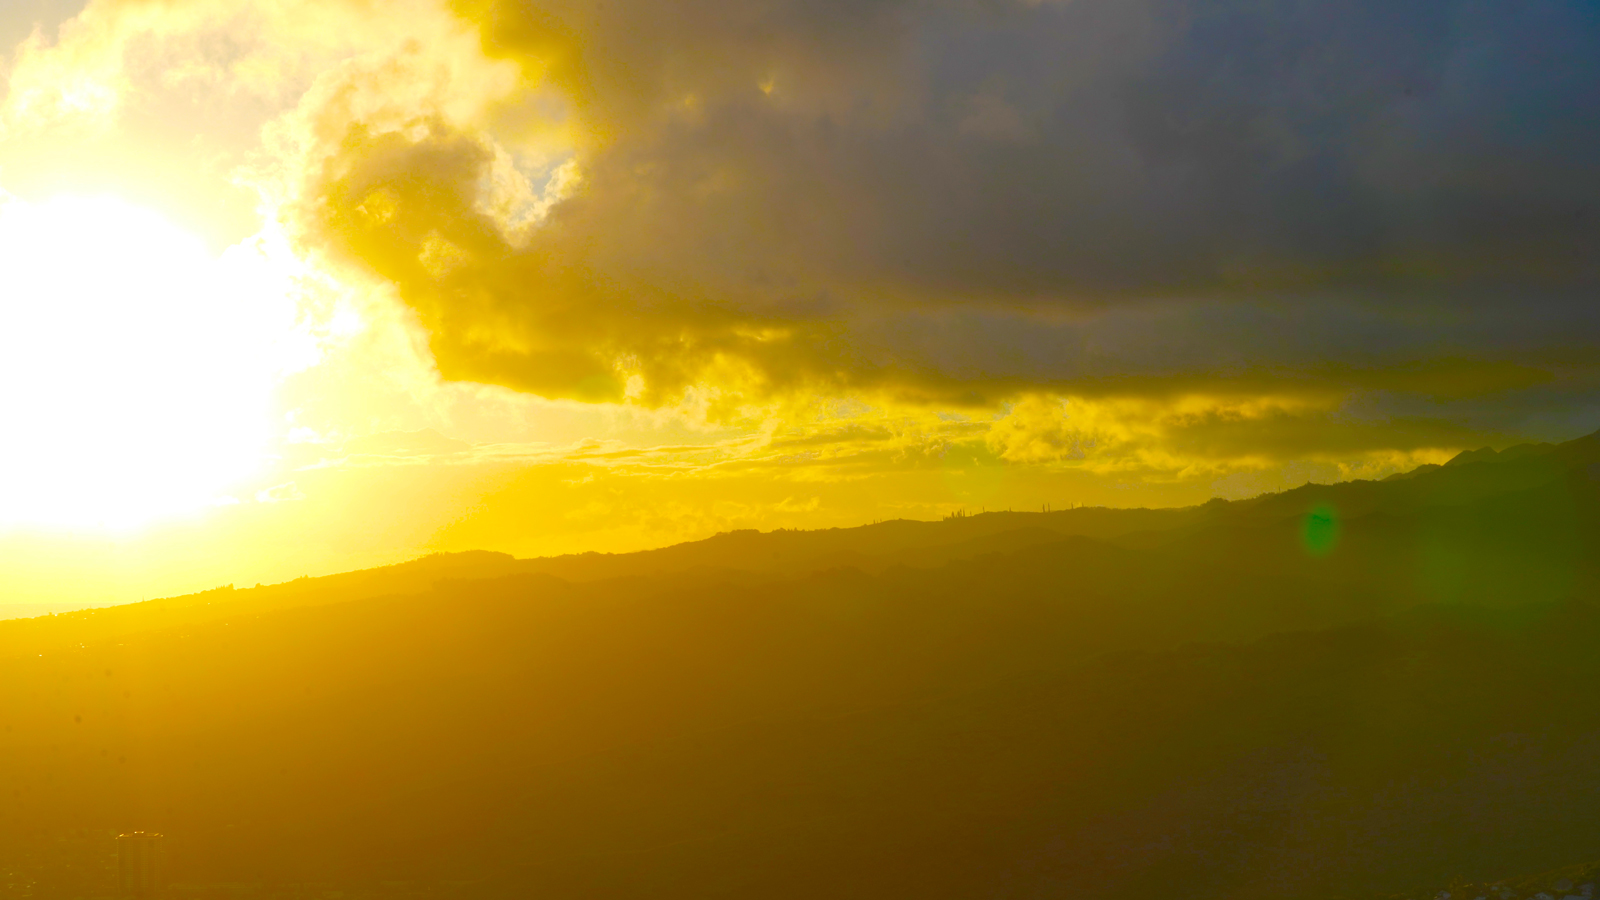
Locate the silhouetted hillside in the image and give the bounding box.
[1383,858,1600,900]
[3,430,1600,899]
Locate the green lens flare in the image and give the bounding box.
[1302,503,1340,557]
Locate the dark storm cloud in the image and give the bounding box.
[298,0,1600,416]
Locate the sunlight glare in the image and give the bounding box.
[0,194,305,530]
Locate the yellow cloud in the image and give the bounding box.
[8,0,1587,422]
[986,392,1485,480]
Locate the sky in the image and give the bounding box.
[2,0,1598,609]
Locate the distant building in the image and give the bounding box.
[118,832,165,899]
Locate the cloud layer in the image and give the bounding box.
[5,0,1599,496]
[279,0,1600,414]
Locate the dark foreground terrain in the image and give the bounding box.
[4,432,1600,899]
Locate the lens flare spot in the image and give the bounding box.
[1301,502,1340,557]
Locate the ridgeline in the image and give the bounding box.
[4,431,1600,899]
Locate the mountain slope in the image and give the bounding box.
[3,429,1600,898]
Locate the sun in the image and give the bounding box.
[0,194,305,530]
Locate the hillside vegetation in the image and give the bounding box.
[3,432,1599,899]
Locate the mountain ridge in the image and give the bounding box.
[9,425,1598,636]
[3,429,1599,898]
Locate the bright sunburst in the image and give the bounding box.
[0,194,305,530]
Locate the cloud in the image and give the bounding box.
[985,392,1490,477]
[9,0,1600,477]
[340,428,474,461]
[262,0,1600,416]
[255,481,305,503]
